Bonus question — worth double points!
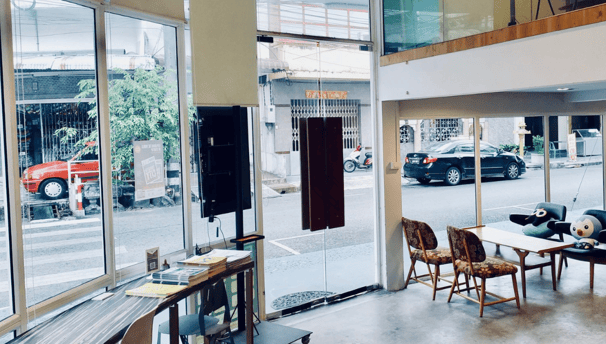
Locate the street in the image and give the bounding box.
[0,164,603,316]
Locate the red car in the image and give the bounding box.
[22,143,99,200]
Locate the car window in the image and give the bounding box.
[425,141,459,154]
[480,144,497,154]
[456,144,474,153]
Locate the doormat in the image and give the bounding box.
[271,291,334,310]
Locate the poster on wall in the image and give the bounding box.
[568,133,577,161]
[134,140,165,201]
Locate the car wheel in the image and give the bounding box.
[444,167,461,186]
[39,178,67,200]
[505,162,520,180]
[417,177,431,185]
[343,160,356,173]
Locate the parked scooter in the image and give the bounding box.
[343,145,372,173]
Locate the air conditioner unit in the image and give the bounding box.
[266,105,276,123]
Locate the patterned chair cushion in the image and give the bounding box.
[447,226,486,262]
[402,217,438,250]
[456,257,518,279]
[411,247,452,265]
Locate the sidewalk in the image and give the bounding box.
[526,155,603,169]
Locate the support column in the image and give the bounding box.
[380,101,404,291]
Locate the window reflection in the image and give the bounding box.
[12,0,104,308]
[106,14,185,273]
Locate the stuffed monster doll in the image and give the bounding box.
[516,208,557,238]
[569,215,603,249]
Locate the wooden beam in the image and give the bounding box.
[381,4,606,66]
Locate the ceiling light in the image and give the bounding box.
[557,87,573,91]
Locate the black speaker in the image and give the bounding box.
[195,106,251,218]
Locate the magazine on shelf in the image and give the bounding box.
[125,283,186,298]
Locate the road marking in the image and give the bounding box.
[23,226,102,239]
[268,240,301,255]
[23,217,101,229]
[271,232,323,242]
[484,202,539,212]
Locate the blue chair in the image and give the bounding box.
[157,281,235,344]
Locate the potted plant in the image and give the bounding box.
[531,135,544,164]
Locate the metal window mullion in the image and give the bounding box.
[176,23,192,257]
[94,6,116,288]
[474,117,482,226]
[543,115,551,202]
[252,106,266,320]
[369,0,383,286]
[603,114,606,210]
[0,0,27,333]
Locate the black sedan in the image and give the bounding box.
[403,140,526,186]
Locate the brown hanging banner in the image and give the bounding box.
[300,117,345,231]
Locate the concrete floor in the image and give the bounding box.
[273,249,606,343]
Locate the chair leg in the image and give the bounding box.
[471,276,481,301]
[590,259,595,289]
[432,265,440,301]
[447,271,459,303]
[558,252,564,280]
[464,274,470,294]
[180,335,189,344]
[479,278,486,318]
[404,259,416,288]
[512,273,520,309]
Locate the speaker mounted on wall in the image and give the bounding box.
[300,117,345,231]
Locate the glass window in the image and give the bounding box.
[550,115,603,215]
[401,118,476,229]
[481,117,544,231]
[105,14,185,273]
[257,1,369,41]
[0,34,12,323]
[12,0,104,307]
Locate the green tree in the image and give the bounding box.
[56,67,194,179]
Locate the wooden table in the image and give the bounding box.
[466,226,574,298]
[8,261,255,344]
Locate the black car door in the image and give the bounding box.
[454,143,475,177]
[480,143,502,175]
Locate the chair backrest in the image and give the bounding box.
[446,226,486,263]
[402,217,438,251]
[535,202,566,221]
[198,281,231,335]
[583,209,606,228]
[121,308,156,344]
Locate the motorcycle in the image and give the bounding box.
[343,145,372,173]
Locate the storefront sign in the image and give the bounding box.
[568,133,577,161]
[305,90,348,99]
[134,140,165,201]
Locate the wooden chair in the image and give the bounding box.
[122,308,157,344]
[402,217,453,300]
[446,225,520,317]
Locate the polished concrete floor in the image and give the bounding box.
[273,251,606,343]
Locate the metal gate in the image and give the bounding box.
[290,99,360,152]
[16,102,95,170]
[420,118,463,147]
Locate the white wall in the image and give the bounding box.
[379,21,606,102]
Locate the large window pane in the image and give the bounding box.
[257,1,369,41]
[401,118,476,231]
[481,117,544,231]
[550,115,603,217]
[12,0,104,307]
[105,15,184,273]
[0,36,12,322]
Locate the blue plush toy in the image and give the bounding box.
[569,215,603,249]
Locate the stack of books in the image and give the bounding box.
[126,283,186,298]
[203,249,252,270]
[179,254,227,277]
[151,266,209,286]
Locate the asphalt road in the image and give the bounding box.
[0,164,603,318]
